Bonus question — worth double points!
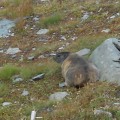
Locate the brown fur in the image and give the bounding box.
[61,53,99,88]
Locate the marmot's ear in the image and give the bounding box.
[53,52,70,63]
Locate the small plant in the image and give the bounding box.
[0,64,20,81]
[40,13,63,27]
[0,82,9,97]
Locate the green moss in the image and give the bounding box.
[0,64,20,81]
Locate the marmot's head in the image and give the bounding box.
[53,52,70,63]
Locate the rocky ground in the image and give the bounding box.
[0,0,120,120]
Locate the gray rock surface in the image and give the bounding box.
[0,19,15,38]
[94,109,112,117]
[90,38,120,85]
[76,48,90,56]
[6,48,21,55]
[21,90,29,96]
[49,92,69,101]
[2,102,12,106]
[37,29,49,35]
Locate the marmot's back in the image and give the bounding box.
[62,53,99,88]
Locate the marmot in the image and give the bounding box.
[54,52,99,88]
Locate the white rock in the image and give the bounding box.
[58,46,64,50]
[6,48,21,55]
[37,29,49,35]
[13,77,23,83]
[61,36,66,41]
[81,13,89,20]
[94,109,112,117]
[110,15,116,19]
[30,110,36,120]
[0,50,4,53]
[101,29,110,33]
[2,102,12,106]
[21,90,29,96]
[49,92,69,101]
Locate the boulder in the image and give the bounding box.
[90,38,120,85]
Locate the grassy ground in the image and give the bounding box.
[0,0,120,119]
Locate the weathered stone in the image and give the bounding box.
[0,19,15,38]
[94,109,112,117]
[6,48,21,55]
[49,92,69,101]
[90,38,120,85]
[59,82,66,88]
[76,48,90,56]
[81,12,89,21]
[32,73,45,81]
[37,29,49,35]
[2,102,12,106]
[28,56,35,61]
[12,75,23,83]
[21,90,29,96]
[101,29,110,33]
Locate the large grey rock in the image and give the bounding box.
[90,38,120,85]
[49,92,69,101]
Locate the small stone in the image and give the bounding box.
[94,109,112,117]
[71,36,77,41]
[58,46,64,50]
[101,29,110,33]
[117,13,120,16]
[49,92,69,101]
[12,77,23,83]
[38,55,46,59]
[37,29,49,35]
[28,56,35,60]
[32,73,45,81]
[0,49,4,53]
[33,16,40,21]
[6,48,21,55]
[81,13,89,21]
[2,102,12,106]
[110,15,116,19]
[21,90,29,96]
[32,48,36,51]
[61,36,66,41]
[59,82,66,88]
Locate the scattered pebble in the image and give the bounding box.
[21,90,29,96]
[60,36,66,41]
[49,92,69,101]
[59,82,66,88]
[81,12,89,21]
[0,19,15,38]
[32,73,45,81]
[2,102,12,106]
[37,29,49,35]
[12,75,23,83]
[101,29,110,33]
[28,56,35,61]
[6,48,21,55]
[94,109,112,117]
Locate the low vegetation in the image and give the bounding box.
[0,0,120,119]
